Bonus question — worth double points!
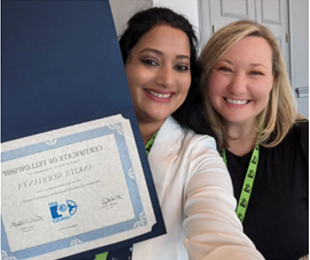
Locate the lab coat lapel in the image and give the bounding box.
[148,117,183,203]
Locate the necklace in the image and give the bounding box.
[220,143,260,223]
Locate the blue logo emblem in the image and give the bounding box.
[49,199,77,223]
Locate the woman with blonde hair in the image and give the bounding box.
[200,20,308,260]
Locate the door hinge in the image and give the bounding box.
[212,25,216,34]
[286,33,289,43]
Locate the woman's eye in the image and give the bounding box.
[218,67,232,72]
[174,65,189,71]
[250,71,264,76]
[141,59,158,66]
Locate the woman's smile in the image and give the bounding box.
[144,89,174,101]
[224,98,249,105]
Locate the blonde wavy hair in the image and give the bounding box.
[200,20,305,150]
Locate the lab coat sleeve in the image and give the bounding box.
[182,135,265,260]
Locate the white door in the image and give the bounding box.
[255,0,290,76]
[199,0,290,73]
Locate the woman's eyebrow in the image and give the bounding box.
[176,55,190,60]
[217,59,232,64]
[139,48,163,55]
[249,63,267,68]
[139,48,190,60]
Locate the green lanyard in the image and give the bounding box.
[144,130,158,156]
[220,143,260,223]
[96,131,158,260]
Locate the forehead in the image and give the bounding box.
[217,36,273,67]
[132,24,191,54]
[224,36,272,58]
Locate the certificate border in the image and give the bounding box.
[1,122,147,259]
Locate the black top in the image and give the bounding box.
[226,121,309,260]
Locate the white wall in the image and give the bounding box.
[109,0,199,38]
[152,0,200,38]
[109,0,153,36]
[289,0,309,118]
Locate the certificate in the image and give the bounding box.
[1,115,159,259]
[1,1,165,258]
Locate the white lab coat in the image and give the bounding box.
[132,116,264,260]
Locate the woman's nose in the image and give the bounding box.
[228,73,247,94]
[155,65,175,88]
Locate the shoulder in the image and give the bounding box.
[155,116,218,153]
[277,120,309,163]
[294,120,308,135]
[182,128,218,155]
[166,118,225,174]
[177,118,219,157]
[293,120,308,158]
[151,117,223,176]
[286,120,309,144]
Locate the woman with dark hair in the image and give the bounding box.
[96,7,264,260]
[119,6,210,136]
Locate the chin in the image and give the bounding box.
[150,111,171,120]
[152,115,169,122]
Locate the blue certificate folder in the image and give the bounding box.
[1,0,165,259]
